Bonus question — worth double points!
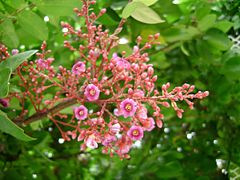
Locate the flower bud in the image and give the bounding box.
[12,49,19,55]
[152,75,158,82]
[100,8,106,15]
[148,67,154,76]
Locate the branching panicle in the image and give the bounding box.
[10,0,208,158]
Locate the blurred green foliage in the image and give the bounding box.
[0,0,240,179]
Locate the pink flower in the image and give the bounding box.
[110,123,121,134]
[112,53,130,70]
[142,118,155,131]
[119,144,131,154]
[66,130,77,139]
[120,98,137,118]
[137,105,148,119]
[74,105,88,120]
[77,130,86,141]
[133,89,145,98]
[117,136,132,154]
[72,61,86,75]
[102,134,117,146]
[12,49,19,55]
[116,58,130,70]
[84,84,100,101]
[156,118,163,128]
[36,59,48,69]
[86,135,98,149]
[127,125,144,141]
[114,109,122,116]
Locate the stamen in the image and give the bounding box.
[79,110,84,116]
[132,130,139,136]
[90,89,96,96]
[125,103,132,111]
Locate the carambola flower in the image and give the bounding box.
[102,134,117,146]
[110,123,121,134]
[84,84,100,101]
[120,98,137,118]
[142,118,155,131]
[127,125,144,141]
[74,105,88,120]
[112,53,130,71]
[72,61,86,75]
[86,135,98,149]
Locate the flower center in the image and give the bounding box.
[132,130,139,136]
[145,121,151,128]
[79,110,84,116]
[89,89,96,96]
[77,64,82,69]
[125,103,132,111]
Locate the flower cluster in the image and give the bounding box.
[10,0,209,158]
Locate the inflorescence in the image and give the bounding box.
[1,0,209,159]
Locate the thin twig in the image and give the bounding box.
[15,98,78,125]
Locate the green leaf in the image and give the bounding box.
[0,50,37,97]
[0,68,11,98]
[0,50,38,71]
[198,14,216,31]
[17,11,48,41]
[30,120,44,131]
[204,29,232,51]
[131,2,164,24]
[181,43,190,56]
[163,26,200,43]
[195,2,211,20]
[222,56,240,79]
[153,0,181,23]
[233,15,240,30]
[36,0,82,17]
[0,19,19,48]
[133,0,158,6]
[0,110,35,141]
[16,27,40,46]
[213,20,233,33]
[122,2,139,19]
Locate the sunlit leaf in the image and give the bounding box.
[133,0,158,6]
[122,2,139,18]
[213,20,233,33]
[131,2,164,24]
[122,1,164,23]
[198,14,216,31]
